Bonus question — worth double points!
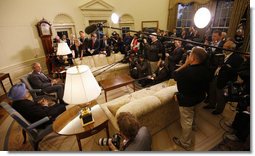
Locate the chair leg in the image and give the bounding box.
[34,142,40,151]
[22,129,27,144]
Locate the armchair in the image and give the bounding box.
[0,102,53,151]
[20,74,57,102]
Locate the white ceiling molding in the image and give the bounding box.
[79,0,114,11]
[119,14,134,24]
[53,13,74,24]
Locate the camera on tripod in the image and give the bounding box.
[98,133,121,149]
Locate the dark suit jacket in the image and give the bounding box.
[153,67,169,84]
[166,47,184,71]
[144,40,165,61]
[28,71,51,89]
[217,53,244,89]
[12,99,66,128]
[84,39,100,56]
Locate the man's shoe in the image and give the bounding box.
[172,137,191,151]
[225,134,239,142]
[203,105,215,109]
[212,110,221,115]
[60,100,69,106]
[224,121,233,128]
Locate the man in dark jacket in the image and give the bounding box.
[144,33,165,74]
[172,46,210,150]
[148,60,169,85]
[204,39,244,114]
[28,62,65,104]
[8,83,66,128]
[82,33,100,56]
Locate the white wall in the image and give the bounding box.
[0,0,169,94]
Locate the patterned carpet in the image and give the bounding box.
[4,118,109,151]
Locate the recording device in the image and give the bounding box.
[224,82,249,111]
[85,23,105,34]
[163,41,175,53]
[98,134,121,149]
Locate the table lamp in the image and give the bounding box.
[63,65,101,126]
[57,42,72,64]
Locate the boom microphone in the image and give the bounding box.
[85,24,97,34]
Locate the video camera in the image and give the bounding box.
[163,41,175,53]
[98,133,121,149]
[224,81,250,112]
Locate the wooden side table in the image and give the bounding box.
[0,73,13,94]
[99,74,135,102]
[53,104,109,151]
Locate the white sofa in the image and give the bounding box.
[74,53,129,81]
[100,79,180,135]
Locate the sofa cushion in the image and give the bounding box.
[107,94,132,116]
[167,79,176,86]
[114,53,125,62]
[116,96,161,118]
[129,89,156,100]
[106,55,115,64]
[93,54,108,67]
[153,85,178,104]
[75,56,95,68]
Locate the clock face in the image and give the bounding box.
[40,23,51,35]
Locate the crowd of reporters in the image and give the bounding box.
[52,26,249,150]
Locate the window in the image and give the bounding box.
[176,3,195,28]
[212,0,234,32]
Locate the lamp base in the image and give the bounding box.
[79,107,94,126]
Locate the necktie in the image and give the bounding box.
[92,41,95,49]
[40,72,49,81]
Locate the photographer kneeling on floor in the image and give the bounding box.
[107,112,152,151]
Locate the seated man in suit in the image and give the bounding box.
[8,83,66,128]
[147,60,169,85]
[28,62,66,104]
[108,112,152,151]
[82,33,100,56]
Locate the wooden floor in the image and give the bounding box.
[0,84,250,151]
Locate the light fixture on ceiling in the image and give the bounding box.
[194,7,211,29]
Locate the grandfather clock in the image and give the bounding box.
[36,18,54,74]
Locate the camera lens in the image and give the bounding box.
[98,138,109,146]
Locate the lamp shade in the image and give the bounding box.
[57,42,72,55]
[63,65,101,104]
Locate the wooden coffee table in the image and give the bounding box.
[99,74,135,102]
[52,104,109,151]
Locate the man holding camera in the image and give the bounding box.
[107,112,152,151]
[172,46,210,150]
[144,33,165,74]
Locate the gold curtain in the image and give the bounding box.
[242,7,250,53]
[227,0,249,38]
[167,0,211,32]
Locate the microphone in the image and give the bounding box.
[85,24,97,34]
